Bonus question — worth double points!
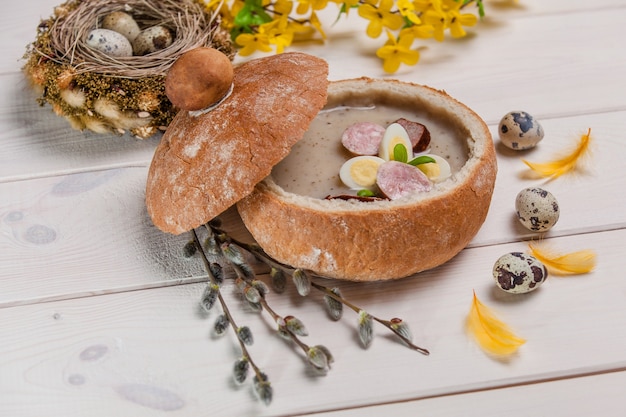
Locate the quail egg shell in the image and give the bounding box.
[379,123,413,161]
[102,11,141,42]
[132,26,173,55]
[498,111,544,150]
[493,252,548,293]
[515,187,560,232]
[415,154,451,183]
[339,156,385,190]
[86,29,133,57]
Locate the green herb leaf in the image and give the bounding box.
[408,155,436,166]
[393,143,409,163]
[357,189,376,197]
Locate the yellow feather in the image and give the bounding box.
[528,242,597,275]
[522,128,592,179]
[466,291,525,356]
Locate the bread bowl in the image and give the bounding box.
[236,77,497,281]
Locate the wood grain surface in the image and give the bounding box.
[1,0,625,416]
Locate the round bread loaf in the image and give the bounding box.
[146,52,329,234]
[237,78,497,281]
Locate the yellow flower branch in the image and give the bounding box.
[206,0,488,72]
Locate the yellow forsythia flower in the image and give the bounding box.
[397,0,422,24]
[236,31,273,56]
[376,30,420,73]
[358,0,404,38]
[207,0,489,73]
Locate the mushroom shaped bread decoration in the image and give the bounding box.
[165,47,235,111]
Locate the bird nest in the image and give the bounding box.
[22,0,235,138]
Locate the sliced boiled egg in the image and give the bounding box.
[416,154,451,182]
[378,123,413,162]
[339,155,386,190]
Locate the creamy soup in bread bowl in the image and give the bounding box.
[237,77,497,281]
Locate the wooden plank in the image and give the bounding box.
[302,370,626,417]
[0,167,196,305]
[1,0,60,73]
[1,229,625,416]
[471,109,626,246]
[0,76,160,182]
[294,6,626,124]
[2,1,624,416]
[0,167,256,306]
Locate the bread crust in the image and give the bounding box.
[146,52,329,234]
[237,78,497,281]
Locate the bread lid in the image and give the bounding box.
[145,50,329,234]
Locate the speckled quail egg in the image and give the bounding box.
[132,26,173,56]
[493,252,548,294]
[498,111,544,150]
[339,155,385,191]
[515,187,560,232]
[102,11,141,42]
[86,29,133,57]
[379,123,413,161]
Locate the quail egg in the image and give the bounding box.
[132,25,173,55]
[339,156,385,191]
[493,252,548,293]
[499,111,544,150]
[379,123,413,161]
[102,11,141,42]
[515,187,560,232]
[86,29,132,57]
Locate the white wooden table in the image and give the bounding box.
[2,1,626,416]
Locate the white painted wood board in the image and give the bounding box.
[1,229,624,416]
[304,370,626,417]
[2,0,626,415]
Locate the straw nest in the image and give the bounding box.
[22,0,235,138]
